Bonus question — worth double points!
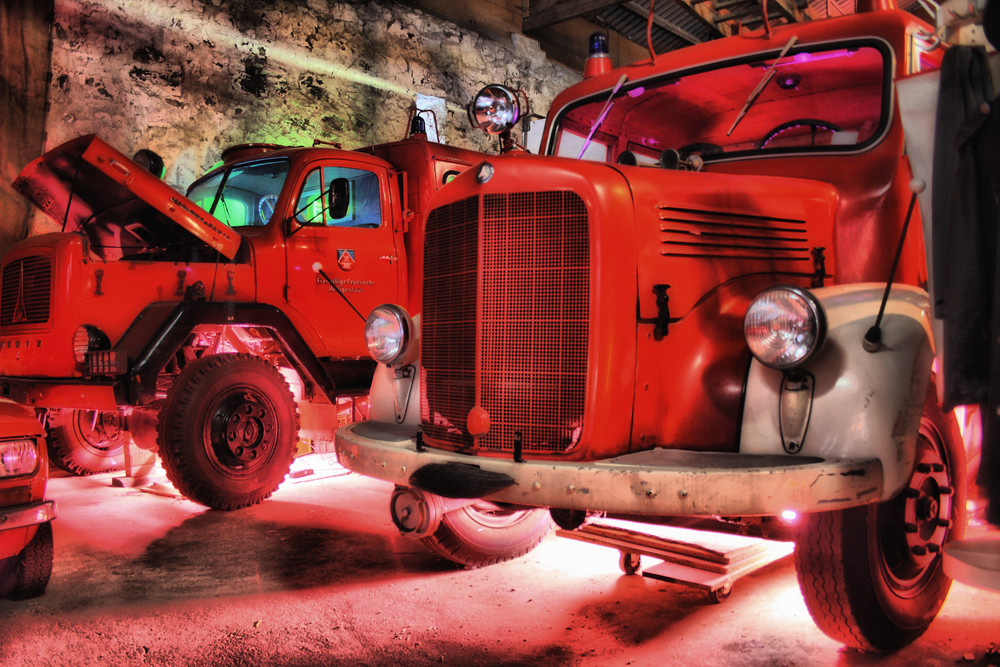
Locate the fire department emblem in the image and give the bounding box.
[337,249,355,272]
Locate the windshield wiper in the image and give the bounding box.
[206,170,232,217]
[726,36,798,137]
[578,74,628,159]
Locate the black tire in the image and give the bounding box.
[6,522,54,600]
[420,503,553,569]
[794,388,967,652]
[157,353,299,511]
[46,408,125,475]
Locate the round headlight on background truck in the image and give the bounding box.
[744,286,826,369]
[72,325,109,364]
[365,305,415,365]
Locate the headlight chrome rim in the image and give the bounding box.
[365,304,415,365]
[468,84,521,134]
[744,286,826,370]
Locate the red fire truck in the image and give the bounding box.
[0,129,481,510]
[336,7,980,652]
[0,397,54,600]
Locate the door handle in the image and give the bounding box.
[379,255,398,264]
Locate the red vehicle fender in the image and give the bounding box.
[740,283,933,500]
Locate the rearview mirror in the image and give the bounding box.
[329,178,350,219]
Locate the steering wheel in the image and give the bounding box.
[678,142,723,160]
[760,119,842,148]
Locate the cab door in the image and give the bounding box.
[283,160,402,357]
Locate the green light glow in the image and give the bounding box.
[195,195,248,227]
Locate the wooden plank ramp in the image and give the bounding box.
[557,518,795,600]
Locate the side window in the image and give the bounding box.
[295,169,326,224]
[294,165,383,228]
[555,128,609,162]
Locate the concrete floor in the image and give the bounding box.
[2,453,998,667]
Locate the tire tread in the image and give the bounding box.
[795,508,869,649]
[8,522,54,600]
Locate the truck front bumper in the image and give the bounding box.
[0,500,56,532]
[336,422,884,516]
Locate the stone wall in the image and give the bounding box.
[0,2,53,248]
[26,0,579,235]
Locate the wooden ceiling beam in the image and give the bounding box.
[523,0,623,31]
[670,0,732,38]
[767,0,808,22]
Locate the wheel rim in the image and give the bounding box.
[205,388,279,476]
[71,410,124,457]
[876,417,954,597]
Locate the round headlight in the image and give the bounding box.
[365,305,414,365]
[744,287,826,369]
[72,325,109,364]
[468,85,520,134]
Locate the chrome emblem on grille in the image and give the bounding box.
[10,262,27,324]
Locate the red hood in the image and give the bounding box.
[12,135,240,260]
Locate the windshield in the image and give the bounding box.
[549,41,890,164]
[187,159,290,228]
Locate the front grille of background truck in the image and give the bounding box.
[1,256,52,326]
[422,192,590,454]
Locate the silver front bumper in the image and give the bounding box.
[335,422,884,516]
[0,500,56,532]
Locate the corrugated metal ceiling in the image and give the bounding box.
[525,0,930,57]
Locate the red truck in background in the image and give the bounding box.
[0,397,54,600]
[0,128,482,510]
[336,7,984,653]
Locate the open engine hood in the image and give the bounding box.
[12,134,241,261]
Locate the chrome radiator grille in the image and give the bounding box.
[422,191,590,454]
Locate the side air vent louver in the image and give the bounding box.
[658,205,810,263]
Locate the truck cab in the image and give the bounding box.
[335,9,975,653]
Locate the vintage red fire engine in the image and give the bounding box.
[0,128,481,510]
[336,7,978,652]
[0,397,54,600]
